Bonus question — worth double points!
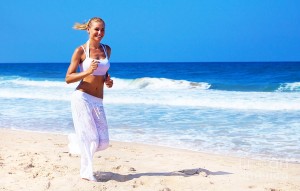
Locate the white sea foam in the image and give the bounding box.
[106,89,300,110]
[10,79,70,88]
[277,82,300,92]
[1,77,299,111]
[0,78,77,101]
[111,77,211,90]
[1,76,299,161]
[0,77,210,90]
[0,77,74,88]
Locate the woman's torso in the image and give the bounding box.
[76,41,110,98]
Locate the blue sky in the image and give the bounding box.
[1,0,299,63]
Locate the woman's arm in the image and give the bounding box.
[104,45,111,59]
[65,46,97,84]
[104,45,113,88]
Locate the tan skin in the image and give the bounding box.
[65,20,113,98]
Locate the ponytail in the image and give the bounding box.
[73,17,105,30]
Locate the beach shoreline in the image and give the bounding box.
[1,128,300,191]
[8,127,300,164]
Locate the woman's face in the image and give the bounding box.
[88,21,105,41]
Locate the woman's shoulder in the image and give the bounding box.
[71,44,86,62]
[74,44,85,55]
[101,43,111,50]
[102,44,111,57]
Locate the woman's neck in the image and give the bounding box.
[89,40,101,49]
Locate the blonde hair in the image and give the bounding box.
[73,17,105,30]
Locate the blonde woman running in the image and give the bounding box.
[65,17,113,181]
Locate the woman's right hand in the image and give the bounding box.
[87,60,98,75]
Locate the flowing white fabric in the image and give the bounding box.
[68,133,81,155]
[69,90,109,181]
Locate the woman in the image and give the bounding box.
[65,17,113,181]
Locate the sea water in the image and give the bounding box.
[0,62,299,162]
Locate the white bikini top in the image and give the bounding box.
[79,40,110,76]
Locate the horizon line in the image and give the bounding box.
[0,61,299,64]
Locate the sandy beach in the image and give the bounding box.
[0,128,299,191]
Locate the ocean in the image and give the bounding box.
[0,62,299,162]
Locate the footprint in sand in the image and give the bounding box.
[112,165,136,173]
[24,163,35,170]
[132,180,145,188]
[105,156,120,162]
[32,172,39,178]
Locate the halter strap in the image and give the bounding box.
[101,44,108,58]
[84,40,107,59]
[86,40,90,58]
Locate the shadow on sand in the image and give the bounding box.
[94,168,232,182]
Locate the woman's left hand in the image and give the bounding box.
[105,74,113,88]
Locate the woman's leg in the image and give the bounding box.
[71,91,98,181]
[92,105,109,151]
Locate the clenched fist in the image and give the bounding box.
[105,74,113,88]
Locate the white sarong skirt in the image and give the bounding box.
[69,90,109,180]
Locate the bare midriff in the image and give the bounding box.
[76,75,105,98]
